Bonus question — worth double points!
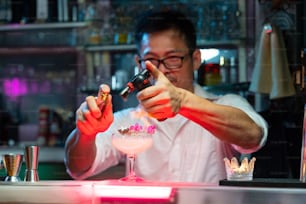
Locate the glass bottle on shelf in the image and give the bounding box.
[230,56,238,84]
[204,63,221,86]
[219,56,230,84]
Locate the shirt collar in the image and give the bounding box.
[193,83,219,101]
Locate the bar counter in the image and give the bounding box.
[0,179,306,204]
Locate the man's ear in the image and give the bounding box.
[192,49,202,71]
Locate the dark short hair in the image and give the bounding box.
[134,9,196,55]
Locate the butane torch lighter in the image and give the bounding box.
[120,69,151,100]
[119,69,167,121]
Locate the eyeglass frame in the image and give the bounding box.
[138,54,189,70]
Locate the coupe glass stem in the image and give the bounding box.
[127,154,136,179]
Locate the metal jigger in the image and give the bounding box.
[24,145,39,182]
[2,153,23,182]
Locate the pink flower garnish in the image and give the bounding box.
[124,123,156,134]
[147,125,156,134]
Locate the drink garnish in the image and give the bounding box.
[118,123,156,135]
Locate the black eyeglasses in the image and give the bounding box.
[138,55,188,70]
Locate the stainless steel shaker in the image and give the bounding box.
[24,145,39,182]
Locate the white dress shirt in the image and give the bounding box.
[69,83,268,184]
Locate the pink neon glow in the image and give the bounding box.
[2,76,52,100]
[3,77,28,99]
[95,185,174,201]
[40,80,51,93]
[28,81,39,93]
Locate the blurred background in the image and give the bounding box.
[0,0,305,180]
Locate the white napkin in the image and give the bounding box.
[249,23,295,99]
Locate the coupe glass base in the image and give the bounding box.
[119,175,145,182]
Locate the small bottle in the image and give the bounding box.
[36,0,48,23]
[230,57,238,84]
[219,56,230,84]
[204,63,221,86]
[37,106,49,146]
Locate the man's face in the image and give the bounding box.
[137,29,200,92]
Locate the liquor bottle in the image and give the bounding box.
[0,0,12,23]
[48,0,58,22]
[230,57,238,84]
[219,56,230,84]
[36,0,48,22]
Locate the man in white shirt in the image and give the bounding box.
[64,9,268,184]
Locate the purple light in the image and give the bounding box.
[40,80,51,93]
[3,77,28,100]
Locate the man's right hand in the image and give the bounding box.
[76,84,114,136]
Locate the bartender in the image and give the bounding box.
[64,9,268,183]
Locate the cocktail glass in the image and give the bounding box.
[111,123,155,182]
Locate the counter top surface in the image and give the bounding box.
[0,179,306,204]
